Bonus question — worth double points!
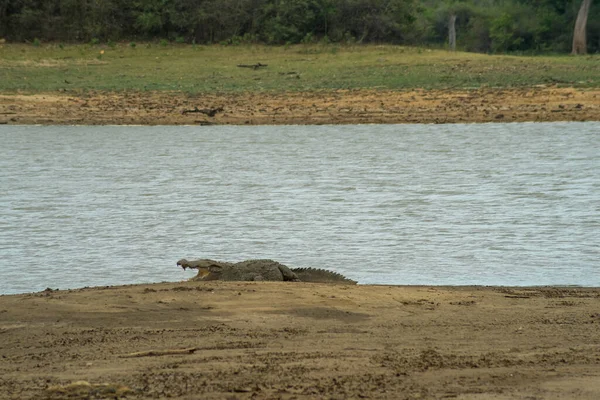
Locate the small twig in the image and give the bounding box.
[237,63,268,70]
[119,347,198,358]
[182,107,223,117]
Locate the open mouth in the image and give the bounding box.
[196,268,212,279]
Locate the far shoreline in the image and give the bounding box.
[1,87,599,126]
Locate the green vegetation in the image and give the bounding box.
[0,43,598,93]
[0,0,598,53]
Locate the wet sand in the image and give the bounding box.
[1,87,599,125]
[1,282,599,399]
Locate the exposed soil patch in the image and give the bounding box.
[1,87,599,125]
[1,283,599,399]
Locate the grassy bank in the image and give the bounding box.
[1,43,599,93]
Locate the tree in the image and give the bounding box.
[435,1,476,52]
[0,0,8,37]
[572,0,592,54]
[448,13,457,51]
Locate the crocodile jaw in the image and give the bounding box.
[195,267,213,280]
[177,259,191,270]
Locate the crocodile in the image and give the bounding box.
[177,259,357,284]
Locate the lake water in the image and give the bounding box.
[1,123,598,294]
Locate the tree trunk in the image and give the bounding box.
[572,0,592,54]
[448,14,457,52]
[0,0,8,36]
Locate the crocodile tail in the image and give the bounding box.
[291,267,357,284]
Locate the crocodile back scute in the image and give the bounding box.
[291,267,357,284]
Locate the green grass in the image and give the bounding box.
[0,43,598,93]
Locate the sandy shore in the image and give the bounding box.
[1,87,599,125]
[1,282,599,399]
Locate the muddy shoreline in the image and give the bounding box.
[1,281,599,399]
[1,87,599,125]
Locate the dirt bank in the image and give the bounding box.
[1,87,599,125]
[1,282,599,399]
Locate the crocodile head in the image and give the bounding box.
[177,259,226,281]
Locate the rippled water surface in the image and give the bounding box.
[1,123,599,294]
